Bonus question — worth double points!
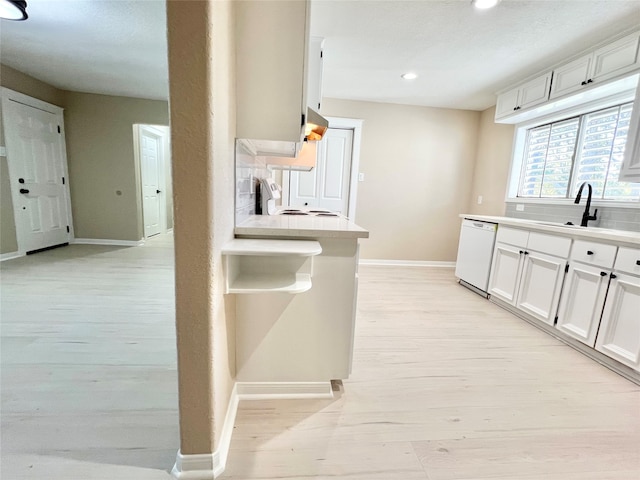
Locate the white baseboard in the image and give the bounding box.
[171,384,239,479]
[236,381,334,400]
[171,381,333,478]
[359,259,456,268]
[72,238,145,247]
[0,251,24,262]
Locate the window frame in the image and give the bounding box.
[505,89,640,208]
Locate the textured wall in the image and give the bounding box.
[64,92,169,241]
[467,106,515,217]
[166,0,236,455]
[321,98,480,262]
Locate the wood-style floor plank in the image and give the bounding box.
[2,241,639,479]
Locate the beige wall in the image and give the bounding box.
[167,0,236,455]
[468,106,515,216]
[321,98,481,262]
[0,65,66,254]
[64,92,169,241]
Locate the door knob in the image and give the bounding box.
[19,188,29,194]
[18,178,25,184]
[156,189,161,194]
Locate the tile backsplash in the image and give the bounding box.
[235,141,270,224]
[505,202,640,232]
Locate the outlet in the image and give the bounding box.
[477,195,483,205]
[516,204,525,212]
[358,173,365,182]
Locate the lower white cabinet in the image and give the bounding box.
[595,252,640,372]
[488,242,523,304]
[556,263,610,347]
[516,251,566,325]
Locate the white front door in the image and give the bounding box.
[289,128,354,215]
[139,126,164,238]
[3,97,71,253]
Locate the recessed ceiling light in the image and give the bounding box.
[472,0,500,9]
[401,73,418,80]
[0,0,28,21]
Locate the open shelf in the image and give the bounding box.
[223,239,321,294]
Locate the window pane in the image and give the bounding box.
[518,118,578,198]
[603,103,640,200]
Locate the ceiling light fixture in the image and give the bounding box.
[401,72,418,80]
[472,0,500,9]
[0,0,28,20]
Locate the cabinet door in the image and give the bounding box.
[495,87,520,120]
[549,54,592,99]
[619,81,640,182]
[595,273,640,371]
[556,263,609,346]
[591,32,640,83]
[518,72,553,110]
[307,37,324,112]
[488,243,523,305]
[516,251,566,325]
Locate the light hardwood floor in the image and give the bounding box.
[2,238,639,479]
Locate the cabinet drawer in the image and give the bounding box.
[527,232,571,258]
[614,247,640,275]
[496,226,529,248]
[571,240,617,268]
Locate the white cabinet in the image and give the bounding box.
[595,247,640,371]
[516,251,566,325]
[236,0,311,143]
[550,31,640,99]
[495,72,552,121]
[619,80,640,182]
[556,239,617,346]
[488,227,570,325]
[307,37,324,112]
[555,262,610,346]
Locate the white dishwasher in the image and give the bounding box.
[455,219,497,297]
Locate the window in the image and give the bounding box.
[517,101,640,201]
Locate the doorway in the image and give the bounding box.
[1,88,73,255]
[134,124,172,238]
[282,117,363,219]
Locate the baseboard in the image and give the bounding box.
[72,238,145,247]
[359,259,456,268]
[171,384,239,479]
[171,381,333,478]
[0,251,24,262]
[236,381,334,400]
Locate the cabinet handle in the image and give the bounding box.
[513,107,517,111]
[610,273,617,279]
[519,250,524,255]
[600,271,607,277]
[581,81,587,86]
[524,251,529,255]
[19,188,30,194]
[18,178,25,184]
[586,250,594,255]
[636,260,640,266]
[587,79,593,84]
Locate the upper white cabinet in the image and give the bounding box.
[236,0,311,143]
[495,72,552,121]
[619,80,640,182]
[550,32,640,99]
[307,37,324,112]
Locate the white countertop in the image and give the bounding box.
[460,214,640,246]
[235,215,370,239]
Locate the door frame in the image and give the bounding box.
[282,116,363,220]
[1,87,74,256]
[133,124,170,238]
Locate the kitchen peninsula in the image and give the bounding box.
[226,215,369,385]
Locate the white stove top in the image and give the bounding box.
[275,207,342,218]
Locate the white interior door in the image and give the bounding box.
[139,126,165,238]
[289,128,353,214]
[3,96,71,253]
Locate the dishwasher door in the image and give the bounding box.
[455,219,497,294]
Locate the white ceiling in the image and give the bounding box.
[1,0,639,110]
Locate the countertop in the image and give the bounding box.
[460,214,640,246]
[235,215,370,239]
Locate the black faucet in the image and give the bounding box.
[575,182,597,227]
